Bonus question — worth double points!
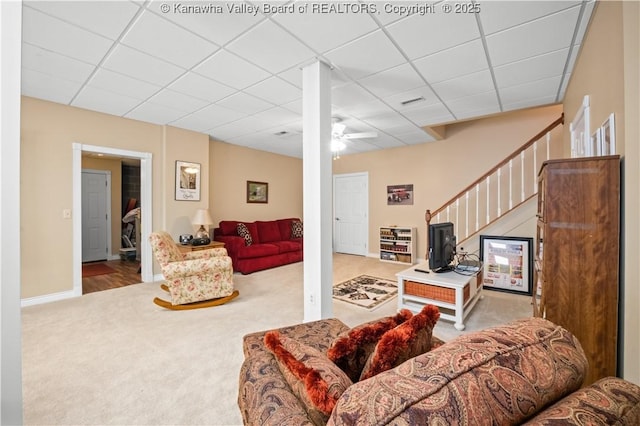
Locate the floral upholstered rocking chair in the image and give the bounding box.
[149,231,238,310]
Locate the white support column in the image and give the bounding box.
[302,61,333,322]
[0,1,24,423]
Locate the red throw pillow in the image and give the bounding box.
[327,309,413,382]
[359,304,440,381]
[264,331,352,424]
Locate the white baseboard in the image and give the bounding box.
[21,290,80,307]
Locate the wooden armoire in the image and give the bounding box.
[533,155,620,387]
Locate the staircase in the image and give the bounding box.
[427,115,565,253]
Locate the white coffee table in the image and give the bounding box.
[396,264,483,330]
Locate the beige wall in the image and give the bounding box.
[562,1,639,384]
[81,156,123,257]
[208,140,303,226]
[20,96,209,298]
[332,104,563,260]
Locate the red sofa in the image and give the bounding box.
[212,218,303,274]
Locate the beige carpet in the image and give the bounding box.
[22,254,533,425]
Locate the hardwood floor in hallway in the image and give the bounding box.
[82,259,142,294]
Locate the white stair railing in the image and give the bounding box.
[428,115,564,246]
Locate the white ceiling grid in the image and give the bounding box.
[21,0,595,158]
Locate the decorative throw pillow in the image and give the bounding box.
[359,304,440,381]
[291,220,303,239]
[327,309,413,382]
[236,223,252,246]
[264,331,352,424]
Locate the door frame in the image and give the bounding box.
[81,169,112,262]
[332,172,369,256]
[72,143,153,298]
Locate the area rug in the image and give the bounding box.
[333,275,398,311]
[82,263,116,278]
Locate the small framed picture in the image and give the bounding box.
[175,161,201,201]
[601,113,616,155]
[386,184,413,205]
[247,181,268,203]
[480,235,533,296]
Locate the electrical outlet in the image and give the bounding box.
[63,209,72,219]
[309,294,314,304]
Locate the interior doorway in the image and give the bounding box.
[72,143,153,298]
[81,169,111,263]
[333,172,369,256]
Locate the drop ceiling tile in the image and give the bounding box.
[226,20,315,74]
[244,77,301,105]
[193,49,271,90]
[324,30,406,80]
[402,103,455,127]
[359,63,425,98]
[148,89,209,113]
[22,43,95,83]
[89,68,161,100]
[432,70,495,102]
[332,83,378,109]
[500,75,562,108]
[72,85,142,116]
[22,7,114,65]
[250,107,301,129]
[361,112,417,133]
[281,98,302,114]
[208,120,259,140]
[447,91,501,118]
[395,129,436,145]
[171,104,246,132]
[217,92,273,115]
[102,44,186,86]
[169,72,236,103]
[272,5,378,53]
[479,1,580,35]
[367,133,406,149]
[25,1,140,39]
[21,68,82,104]
[126,101,188,125]
[386,11,479,60]
[413,39,488,84]
[121,11,219,69]
[149,0,264,46]
[494,48,568,89]
[339,100,395,120]
[486,6,581,67]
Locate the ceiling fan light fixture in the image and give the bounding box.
[331,139,346,152]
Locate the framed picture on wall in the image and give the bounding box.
[480,235,533,296]
[601,113,616,155]
[247,181,268,203]
[175,161,201,201]
[386,184,413,205]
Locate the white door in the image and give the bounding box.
[333,173,368,256]
[82,170,110,262]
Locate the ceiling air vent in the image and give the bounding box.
[400,96,425,106]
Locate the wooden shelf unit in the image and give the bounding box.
[533,155,620,386]
[379,226,416,264]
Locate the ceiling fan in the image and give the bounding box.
[331,119,377,156]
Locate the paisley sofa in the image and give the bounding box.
[238,316,640,425]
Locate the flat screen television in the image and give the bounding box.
[428,222,456,272]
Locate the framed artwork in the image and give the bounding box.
[386,184,413,205]
[175,161,201,201]
[601,113,616,155]
[479,235,533,295]
[247,181,268,203]
[570,95,590,158]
